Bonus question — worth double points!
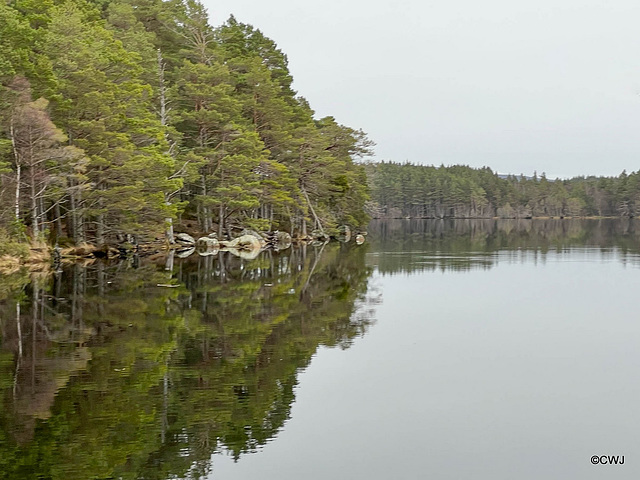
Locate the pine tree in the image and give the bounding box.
[37,2,179,242]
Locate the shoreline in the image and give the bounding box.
[370,215,632,220]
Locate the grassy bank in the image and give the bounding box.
[0,230,50,274]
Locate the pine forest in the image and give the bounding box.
[0,0,372,259]
[2,0,640,265]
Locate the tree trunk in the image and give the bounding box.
[30,166,39,237]
[10,118,21,223]
[301,187,325,235]
[96,212,104,245]
[218,204,224,238]
[55,202,63,240]
[201,176,210,232]
[165,250,175,272]
[158,49,168,128]
[14,163,21,223]
[158,49,179,243]
[269,204,274,230]
[165,195,174,244]
[69,191,77,243]
[39,195,46,236]
[70,189,85,244]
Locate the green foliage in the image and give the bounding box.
[367,162,640,219]
[0,0,372,243]
[0,229,29,260]
[0,3,34,83]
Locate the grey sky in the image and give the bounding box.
[204,0,640,178]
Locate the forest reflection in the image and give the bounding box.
[4,219,638,479]
[368,218,640,274]
[0,243,375,480]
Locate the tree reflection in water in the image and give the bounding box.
[368,218,640,274]
[4,218,637,479]
[0,243,376,480]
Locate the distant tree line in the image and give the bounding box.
[0,0,372,246]
[366,162,640,218]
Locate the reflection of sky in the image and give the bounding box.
[211,248,640,480]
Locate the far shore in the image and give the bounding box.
[371,215,631,220]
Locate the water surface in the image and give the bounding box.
[1,219,639,479]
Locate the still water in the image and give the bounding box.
[1,219,640,479]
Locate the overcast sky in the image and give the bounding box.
[203,0,640,178]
